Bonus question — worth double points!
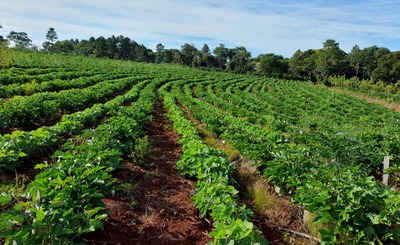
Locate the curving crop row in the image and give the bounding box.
[329,76,400,103]
[0,75,151,129]
[0,72,140,98]
[0,67,80,78]
[249,80,400,172]
[170,78,400,244]
[0,80,149,171]
[0,81,158,244]
[160,84,268,244]
[0,69,103,86]
[197,77,400,174]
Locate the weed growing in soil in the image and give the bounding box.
[131,136,151,166]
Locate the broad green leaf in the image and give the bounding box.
[0,195,12,206]
[51,200,67,208]
[364,226,375,237]
[34,163,49,169]
[18,152,27,157]
[36,208,45,221]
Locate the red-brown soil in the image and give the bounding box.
[83,102,212,244]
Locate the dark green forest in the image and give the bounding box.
[1,26,400,87]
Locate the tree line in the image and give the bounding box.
[1,26,400,85]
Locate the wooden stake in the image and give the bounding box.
[383,156,390,186]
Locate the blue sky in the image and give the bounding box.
[1,0,400,57]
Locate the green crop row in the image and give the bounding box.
[266,81,400,172]
[2,50,400,244]
[0,72,137,98]
[0,76,151,129]
[170,78,400,244]
[197,77,400,175]
[329,76,400,103]
[0,79,149,171]
[159,84,268,245]
[0,66,80,78]
[0,81,158,244]
[0,69,105,86]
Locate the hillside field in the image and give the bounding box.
[1,51,400,245]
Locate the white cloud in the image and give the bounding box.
[1,0,399,57]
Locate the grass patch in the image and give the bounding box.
[130,135,151,166]
[330,87,400,112]
[180,104,240,161]
[0,175,28,212]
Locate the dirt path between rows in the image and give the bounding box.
[83,101,212,244]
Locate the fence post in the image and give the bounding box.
[383,156,390,186]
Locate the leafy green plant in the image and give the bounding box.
[0,81,158,243]
[131,135,151,166]
[0,80,148,171]
[160,89,267,244]
[294,165,400,244]
[210,219,267,245]
[167,73,400,244]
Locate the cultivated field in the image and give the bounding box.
[1,51,399,244]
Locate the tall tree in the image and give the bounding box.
[42,41,52,52]
[106,35,118,59]
[93,36,108,58]
[135,44,154,62]
[227,46,252,73]
[117,36,134,60]
[371,51,400,84]
[213,43,229,69]
[348,45,390,80]
[7,31,32,49]
[163,49,177,63]
[199,54,218,68]
[289,49,317,80]
[201,44,210,55]
[172,49,183,64]
[314,39,349,85]
[46,27,58,44]
[51,40,74,54]
[180,43,198,66]
[349,45,362,78]
[362,46,390,79]
[255,53,289,77]
[75,40,93,56]
[155,43,165,63]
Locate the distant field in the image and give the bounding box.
[1,51,399,244]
